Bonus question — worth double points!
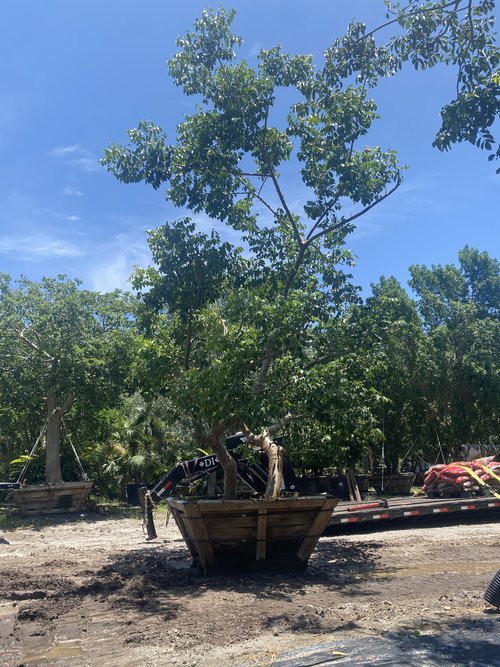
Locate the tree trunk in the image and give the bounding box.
[261,435,284,499]
[204,422,238,500]
[45,391,63,484]
[242,414,291,499]
[45,391,75,484]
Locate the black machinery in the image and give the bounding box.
[139,433,300,540]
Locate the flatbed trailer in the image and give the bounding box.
[328,494,500,530]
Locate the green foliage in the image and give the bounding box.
[348,276,425,470]
[349,249,500,470]
[133,218,243,324]
[409,248,500,453]
[101,6,499,476]
[322,1,500,166]
[0,275,138,481]
[409,245,500,326]
[390,1,500,165]
[102,7,404,243]
[88,394,189,498]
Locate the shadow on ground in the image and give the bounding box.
[75,535,386,614]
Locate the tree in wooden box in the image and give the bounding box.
[102,6,499,568]
[0,276,136,515]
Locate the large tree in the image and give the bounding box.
[102,4,499,497]
[0,275,136,484]
[103,8,403,497]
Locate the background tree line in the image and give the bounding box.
[0,244,497,496]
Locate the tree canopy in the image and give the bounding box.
[101,4,499,496]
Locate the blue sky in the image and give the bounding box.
[1,0,498,297]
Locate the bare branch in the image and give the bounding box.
[232,169,278,217]
[268,168,304,247]
[307,175,402,246]
[19,328,55,362]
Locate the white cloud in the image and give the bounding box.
[50,144,100,173]
[89,253,132,293]
[50,144,81,157]
[87,233,151,292]
[69,156,100,173]
[191,212,244,246]
[63,186,83,197]
[0,234,85,260]
[66,215,81,222]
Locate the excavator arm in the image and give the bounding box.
[140,433,300,540]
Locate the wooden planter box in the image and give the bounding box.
[369,473,415,495]
[167,495,338,573]
[9,481,93,516]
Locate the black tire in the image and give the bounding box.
[484,569,500,608]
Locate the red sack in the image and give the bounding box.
[455,475,469,485]
[472,456,495,467]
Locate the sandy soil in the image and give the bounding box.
[1,506,499,667]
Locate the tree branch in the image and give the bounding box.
[241,414,292,498]
[268,169,304,247]
[19,328,55,362]
[307,175,402,246]
[306,194,342,242]
[357,0,464,45]
[232,168,278,217]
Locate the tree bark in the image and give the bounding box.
[204,421,238,500]
[45,391,63,484]
[184,317,193,371]
[45,391,74,484]
[242,414,292,498]
[260,434,284,499]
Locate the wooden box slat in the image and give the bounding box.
[9,481,93,516]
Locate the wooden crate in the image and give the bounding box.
[369,473,416,495]
[9,481,93,516]
[167,495,338,573]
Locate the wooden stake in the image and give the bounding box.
[348,468,362,502]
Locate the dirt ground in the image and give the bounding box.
[1,505,499,667]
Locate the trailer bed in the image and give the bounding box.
[328,494,500,529]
